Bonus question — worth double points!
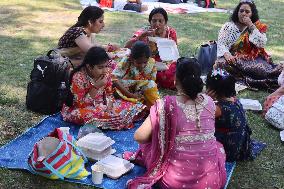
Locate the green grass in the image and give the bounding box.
[0,0,284,188]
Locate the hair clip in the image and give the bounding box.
[240,0,254,4]
[211,68,229,79]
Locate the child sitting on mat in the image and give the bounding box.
[206,68,266,162]
[112,41,159,108]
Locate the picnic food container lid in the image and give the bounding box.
[95,155,134,179]
[76,133,115,152]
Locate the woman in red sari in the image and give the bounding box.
[125,8,177,89]
[215,0,282,90]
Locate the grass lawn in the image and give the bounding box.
[0,0,283,188]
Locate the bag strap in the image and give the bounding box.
[46,49,58,57]
[42,160,65,180]
[62,134,88,162]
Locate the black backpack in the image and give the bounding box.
[26,49,72,114]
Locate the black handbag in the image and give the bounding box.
[197,41,217,75]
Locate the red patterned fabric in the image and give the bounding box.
[100,0,113,8]
[156,61,176,89]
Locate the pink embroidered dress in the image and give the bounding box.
[127,95,226,189]
[61,70,145,129]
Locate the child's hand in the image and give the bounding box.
[94,74,108,88]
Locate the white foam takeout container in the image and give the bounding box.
[239,98,262,111]
[95,155,134,179]
[76,133,116,160]
[148,37,180,61]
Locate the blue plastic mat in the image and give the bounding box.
[0,113,236,189]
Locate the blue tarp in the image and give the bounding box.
[0,113,236,189]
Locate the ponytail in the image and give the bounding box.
[176,57,203,100]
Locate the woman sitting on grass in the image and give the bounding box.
[215,0,282,90]
[206,68,266,162]
[61,47,145,129]
[112,41,159,108]
[58,6,119,67]
[125,8,177,89]
[125,57,226,189]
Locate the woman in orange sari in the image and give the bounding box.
[215,0,282,90]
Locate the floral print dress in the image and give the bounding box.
[61,70,145,129]
[215,98,252,162]
[112,57,159,107]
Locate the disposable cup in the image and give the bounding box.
[91,164,104,184]
[59,127,70,135]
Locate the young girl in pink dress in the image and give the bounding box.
[125,57,226,189]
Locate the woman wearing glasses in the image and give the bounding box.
[215,0,282,90]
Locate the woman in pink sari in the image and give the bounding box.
[126,57,226,189]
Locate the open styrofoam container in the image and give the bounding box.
[239,98,262,111]
[95,155,134,179]
[148,37,180,61]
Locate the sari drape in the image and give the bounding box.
[127,96,226,189]
[216,21,283,90]
[127,96,177,189]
